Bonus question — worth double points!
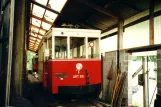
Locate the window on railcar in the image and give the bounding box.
[70,37,84,59]
[88,38,99,59]
[48,38,52,59]
[55,36,67,59]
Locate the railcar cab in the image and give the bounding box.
[41,28,102,95]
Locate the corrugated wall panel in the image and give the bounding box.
[101,28,118,52]
[123,20,149,49]
[154,15,161,44]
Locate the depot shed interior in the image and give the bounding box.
[0,0,161,106]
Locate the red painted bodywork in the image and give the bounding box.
[43,59,102,94]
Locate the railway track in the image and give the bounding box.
[48,98,111,107]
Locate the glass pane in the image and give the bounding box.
[88,38,100,59]
[32,17,41,27]
[42,22,51,30]
[30,32,38,37]
[55,36,67,59]
[32,4,45,18]
[44,10,58,22]
[70,37,85,59]
[31,26,39,33]
[39,29,46,35]
[38,35,43,39]
[30,36,36,41]
[35,0,48,5]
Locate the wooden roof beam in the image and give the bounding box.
[76,0,119,19]
[31,14,53,25]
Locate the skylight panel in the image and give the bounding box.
[32,17,41,27]
[44,10,58,22]
[34,47,38,50]
[38,35,43,39]
[29,47,33,50]
[49,0,67,12]
[35,0,48,5]
[35,42,40,45]
[29,39,35,43]
[29,43,34,46]
[32,4,45,18]
[30,36,36,41]
[35,44,39,47]
[31,26,39,33]
[39,29,46,35]
[42,22,52,30]
[36,39,41,42]
[30,32,38,37]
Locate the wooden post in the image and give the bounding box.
[117,20,123,69]
[149,0,154,45]
[142,57,148,107]
[5,0,15,106]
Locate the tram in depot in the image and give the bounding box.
[37,28,102,95]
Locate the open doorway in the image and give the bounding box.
[130,51,157,107]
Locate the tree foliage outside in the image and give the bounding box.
[132,55,156,62]
[27,51,36,70]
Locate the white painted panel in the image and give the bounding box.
[123,20,149,49]
[100,35,117,52]
[154,15,161,44]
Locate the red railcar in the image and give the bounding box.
[32,55,38,72]
[38,28,102,95]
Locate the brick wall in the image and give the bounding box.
[102,50,132,105]
[120,50,132,105]
[102,51,117,102]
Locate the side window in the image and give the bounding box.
[55,36,67,59]
[70,37,84,58]
[88,38,99,59]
